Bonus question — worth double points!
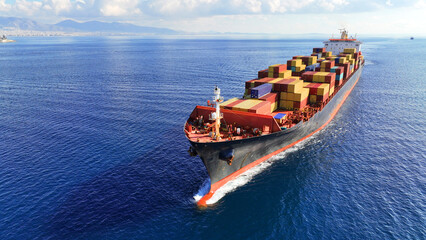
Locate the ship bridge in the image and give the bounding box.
[323,29,362,55]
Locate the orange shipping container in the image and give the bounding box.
[248,101,272,115]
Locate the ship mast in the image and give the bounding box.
[211,86,223,140]
[339,28,348,39]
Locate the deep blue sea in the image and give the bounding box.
[0,37,425,239]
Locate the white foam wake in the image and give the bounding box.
[193,178,211,202]
[197,137,316,205]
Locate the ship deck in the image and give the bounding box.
[185,61,363,144]
[185,109,297,143]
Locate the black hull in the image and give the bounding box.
[190,65,364,186]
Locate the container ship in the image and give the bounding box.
[184,29,365,206]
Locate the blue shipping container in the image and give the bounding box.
[306,63,320,72]
[334,57,341,64]
[251,83,272,98]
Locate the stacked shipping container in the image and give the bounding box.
[222,47,363,115]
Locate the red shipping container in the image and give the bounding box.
[245,79,257,89]
[334,66,344,75]
[301,71,315,82]
[313,47,326,53]
[322,61,335,69]
[270,64,287,73]
[325,74,336,86]
[273,79,295,92]
[248,101,271,115]
[304,83,322,95]
[254,78,274,87]
[259,92,278,103]
[291,71,303,77]
[336,63,350,80]
[316,94,328,102]
[258,69,269,78]
[293,98,308,109]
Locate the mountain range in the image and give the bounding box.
[0,17,178,35]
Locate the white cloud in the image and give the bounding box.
[0,0,12,12]
[13,0,43,15]
[318,0,348,11]
[44,0,73,13]
[100,0,141,16]
[414,0,426,8]
[0,0,425,36]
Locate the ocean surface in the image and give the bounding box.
[0,37,424,239]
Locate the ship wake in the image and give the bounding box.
[194,137,316,205]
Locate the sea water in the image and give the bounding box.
[0,37,424,239]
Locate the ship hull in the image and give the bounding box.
[190,64,364,205]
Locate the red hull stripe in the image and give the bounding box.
[197,73,361,207]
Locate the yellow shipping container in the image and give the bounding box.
[308,56,317,65]
[278,70,292,78]
[295,65,306,72]
[338,58,347,64]
[329,86,335,96]
[271,101,278,112]
[290,59,302,67]
[313,72,329,83]
[233,99,263,112]
[309,95,317,104]
[324,52,332,57]
[268,64,280,72]
[288,79,304,93]
[344,48,356,54]
[304,82,329,96]
[280,92,288,100]
[269,77,284,83]
[349,59,355,65]
[293,88,309,101]
[317,83,330,96]
[279,100,294,110]
[220,97,239,108]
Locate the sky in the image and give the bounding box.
[0,0,425,35]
